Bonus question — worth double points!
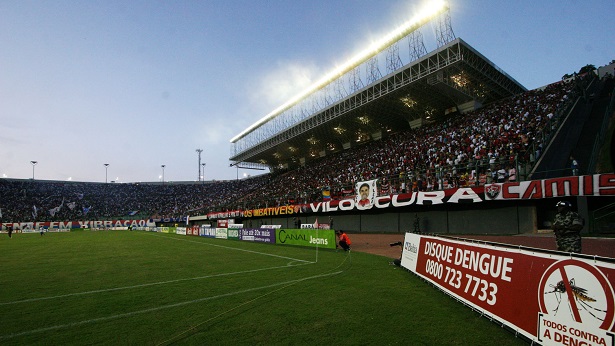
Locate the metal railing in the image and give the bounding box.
[591,202,615,233]
[588,83,615,173]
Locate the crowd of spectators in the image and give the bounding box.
[0,78,582,223]
[0,176,270,223]
[235,78,578,209]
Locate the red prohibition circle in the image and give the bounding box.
[538,259,614,331]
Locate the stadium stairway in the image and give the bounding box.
[532,76,614,179]
[574,77,615,174]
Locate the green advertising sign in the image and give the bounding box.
[227,228,240,240]
[275,229,336,249]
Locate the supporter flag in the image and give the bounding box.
[355,179,377,209]
[67,202,76,210]
[32,205,38,218]
[49,206,60,217]
[381,181,390,194]
[0,208,2,219]
[83,206,91,216]
[49,198,65,217]
[322,186,331,200]
[128,210,139,216]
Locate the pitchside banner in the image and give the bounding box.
[215,228,228,239]
[401,233,615,345]
[239,228,276,243]
[276,229,336,249]
[199,225,216,238]
[0,219,156,230]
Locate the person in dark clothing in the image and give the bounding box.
[552,201,583,253]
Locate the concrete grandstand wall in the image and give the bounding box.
[259,204,536,235]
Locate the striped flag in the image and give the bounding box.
[322,187,331,200]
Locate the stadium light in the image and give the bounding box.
[30,161,38,180]
[161,165,165,185]
[201,163,206,184]
[104,163,109,183]
[230,0,447,143]
[196,149,203,181]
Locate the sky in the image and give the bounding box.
[1,0,613,183]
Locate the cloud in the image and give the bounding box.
[199,119,236,145]
[249,60,320,114]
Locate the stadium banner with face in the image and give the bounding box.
[401,233,615,345]
[201,174,615,219]
[355,179,378,210]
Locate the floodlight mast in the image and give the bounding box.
[230,0,448,144]
[196,149,203,181]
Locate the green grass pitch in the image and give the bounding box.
[0,230,526,345]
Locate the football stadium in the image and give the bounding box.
[2,1,615,345]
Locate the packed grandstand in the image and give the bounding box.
[1,3,614,232]
[1,71,613,228]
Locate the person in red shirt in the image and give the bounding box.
[336,230,351,251]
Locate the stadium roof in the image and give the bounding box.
[230,38,526,170]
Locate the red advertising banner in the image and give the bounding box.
[0,219,155,230]
[203,174,615,219]
[186,226,201,236]
[401,234,615,345]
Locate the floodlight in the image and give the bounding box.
[230,0,447,143]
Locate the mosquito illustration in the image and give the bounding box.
[545,279,606,322]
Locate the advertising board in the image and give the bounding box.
[401,233,615,345]
[239,228,276,243]
[275,229,336,249]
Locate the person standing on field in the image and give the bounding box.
[552,201,583,253]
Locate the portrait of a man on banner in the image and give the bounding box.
[356,179,377,209]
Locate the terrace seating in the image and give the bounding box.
[0,79,582,222]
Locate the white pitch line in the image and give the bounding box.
[148,232,314,263]
[0,270,342,341]
[0,262,311,306]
